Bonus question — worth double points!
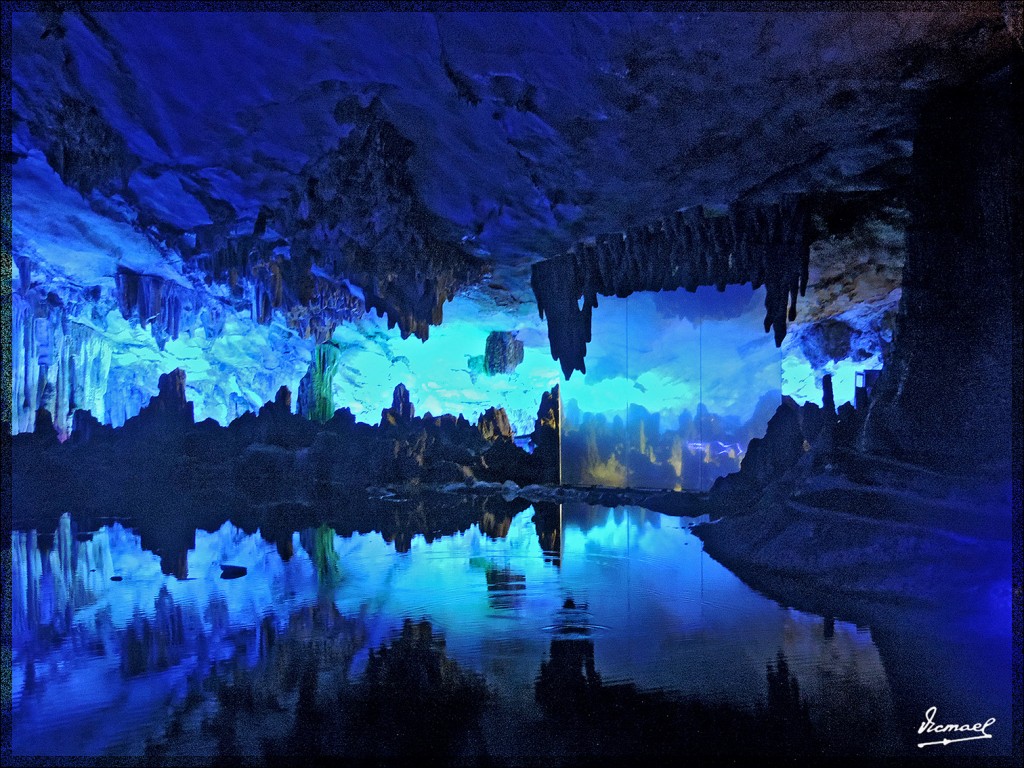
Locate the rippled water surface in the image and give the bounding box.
[11,503,911,760]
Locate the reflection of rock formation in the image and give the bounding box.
[534,636,825,758]
[121,586,188,677]
[11,513,115,643]
[484,565,526,611]
[300,526,342,585]
[536,637,602,714]
[342,619,488,758]
[531,503,562,568]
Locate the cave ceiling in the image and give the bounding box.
[12,8,1018,306]
[7,6,1021,431]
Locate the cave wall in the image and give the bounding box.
[861,61,1022,473]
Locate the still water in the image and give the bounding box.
[11,503,902,761]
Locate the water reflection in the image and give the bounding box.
[11,503,900,759]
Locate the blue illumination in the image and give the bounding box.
[11,508,896,755]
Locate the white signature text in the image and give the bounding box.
[917,706,995,748]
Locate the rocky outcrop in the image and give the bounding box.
[532,196,810,377]
[133,368,194,427]
[483,331,525,375]
[477,407,513,441]
[11,374,555,545]
[381,383,415,426]
[530,385,560,481]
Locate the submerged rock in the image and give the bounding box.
[220,564,247,579]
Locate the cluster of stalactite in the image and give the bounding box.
[114,267,205,349]
[532,195,811,378]
[171,110,482,345]
[189,233,365,343]
[10,259,216,436]
[12,268,115,437]
[269,110,486,342]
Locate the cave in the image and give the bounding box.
[4,7,1021,764]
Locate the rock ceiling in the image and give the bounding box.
[7,6,1021,431]
[12,8,1017,308]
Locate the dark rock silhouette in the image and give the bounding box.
[380,383,415,426]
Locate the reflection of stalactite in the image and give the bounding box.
[300,526,342,585]
[532,195,810,377]
[11,530,44,641]
[11,514,114,642]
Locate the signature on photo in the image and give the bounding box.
[917,706,996,748]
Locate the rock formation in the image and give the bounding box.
[483,331,525,375]
[298,343,342,422]
[532,196,811,377]
[860,61,1021,473]
[381,383,415,426]
[477,407,513,442]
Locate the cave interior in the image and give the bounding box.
[5,6,1022,763]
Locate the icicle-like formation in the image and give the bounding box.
[11,264,151,437]
[10,514,115,643]
[532,194,810,378]
[114,267,201,349]
[269,114,486,342]
[10,265,114,438]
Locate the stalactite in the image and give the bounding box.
[115,266,201,349]
[532,194,810,378]
[483,331,525,375]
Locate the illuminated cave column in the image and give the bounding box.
[298,342,342,422]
